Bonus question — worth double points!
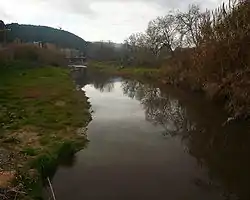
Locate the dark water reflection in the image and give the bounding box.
[122,80,194,137]
[122,80,250,199]
[53,70,250,200]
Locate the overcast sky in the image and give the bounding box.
[0,0,222,43]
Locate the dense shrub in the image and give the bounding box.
[0,44,67,67]
[162,1,250,118]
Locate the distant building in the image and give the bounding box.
[32,41,43,48]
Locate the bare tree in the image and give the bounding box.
[125,33,148,47]
[122,5,203,65]
[146,14,180,57]
[124,33,154,66]
[176,4,203,47]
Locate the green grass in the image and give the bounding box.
[88,61,161,81]
[0,61,91,199]
[0,63,90,131]
[21,147,39,156]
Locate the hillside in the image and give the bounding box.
[6,23,88,52]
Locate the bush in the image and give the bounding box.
[193,1,250,117]
[0,44,67,67]
[162,1,250,118]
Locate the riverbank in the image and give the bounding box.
[88,61,249,120]
[0,61,91,199]
[87,61,160,81]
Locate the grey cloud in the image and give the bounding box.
[38,0,95,15]
[0,7,12,20]
[39,0,222,16]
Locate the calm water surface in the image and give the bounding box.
[52,70,250,200]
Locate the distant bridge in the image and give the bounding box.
[67,56,87,65]
[68,57,87,72]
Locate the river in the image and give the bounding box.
[51,69,250,200]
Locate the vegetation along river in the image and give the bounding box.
[51,69,250,200]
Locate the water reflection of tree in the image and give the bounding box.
[122,80,195,136]
[122,79,250,199]
[93,81,114,93]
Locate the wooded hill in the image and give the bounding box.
[6,23,88,52]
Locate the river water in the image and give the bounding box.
[52,70,250,200]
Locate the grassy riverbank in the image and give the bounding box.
[88,61,160,81]
[0,61,91,199]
